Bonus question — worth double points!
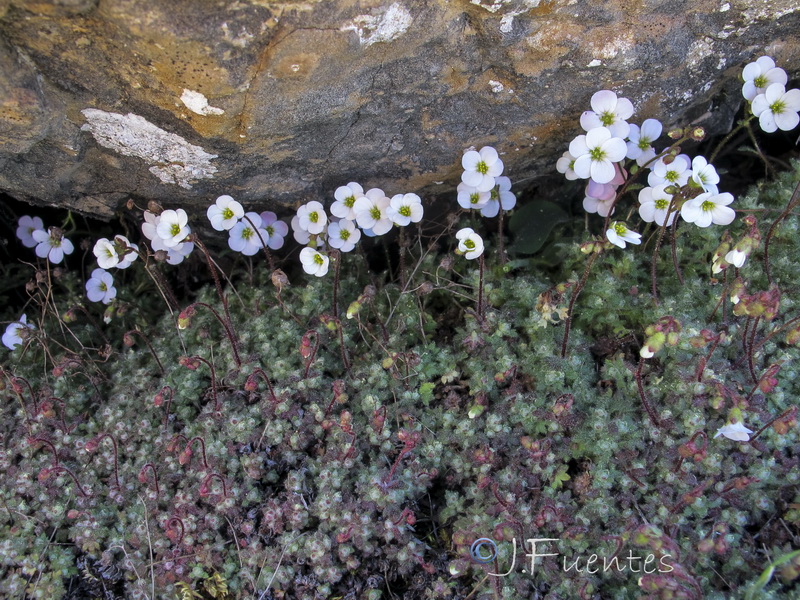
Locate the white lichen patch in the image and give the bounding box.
[685,37,714,70]
[341,2,412,47]
[81,109,218,189]
[587,59,602,67]
[489,80,505,93]
[180,89,225,116]
[471,0,540,14]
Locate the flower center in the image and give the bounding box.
[753,74,768,88]
[614,223,627,236]
[340,229,351,241]
[665,170,679,183]
[476,160,489,175]
[490,188,499,201]
[313,253,324,266]
[654,198,669,210]
[170,223,181,237]
[308,211,319,223]
[99,282,108,292]
[51,238,61,248]
[470,193,480,205]
[370,206,381,220]
[105,247,115,258]
[768,99,786,114]
[344,196,356,208]
[589,147,606,161]
[399,206,411,217]
[241,227,253,240]
[266,225,275,236]
[600,110,616,126]
[222,207,235,220]
[701,200,716,212]
[464,239,475,250]
[638,138,650,150]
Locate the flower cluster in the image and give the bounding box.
[207,195,288,256]
[743,56,800,133]
[143,208,195,265]
[457,147,515,217]
[292,183,424,277]
[15,216,74,264]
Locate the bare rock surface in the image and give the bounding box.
[0,0,798,218]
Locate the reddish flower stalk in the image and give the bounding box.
[138,463,160,497]
[40,465,92,497]
[764,178,800,284]
[166,516,185,545]
[29,437,60,466]
[154,385,174,429]
[245,368,278,404]
[635,360,662,428]
[199,472,229,499]
[123,329,164,375]
[749,406,797,442]
[300,331,320,379]
[12,376,39,414]
[190,236,235,338]
[561,249,601,358]
[167,434,189,453]
[178,302,241,367]
[179,355,220,412]
[86,433,121,490]
[180,436,210,470]
[382,431,420,485]
[674,431,708,473]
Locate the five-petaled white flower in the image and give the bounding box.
[93,238,120,269]
[156,209,191,248]
[742,56,788,101]
[455,227,484,260]
[354,188,393,235]
[16,216,44,248]
[86,268,117,304]
[300,247,330,277]
[260,211,289,250]
[32,227,74,264]
[606,221,642,249]
[3,314,34,351]
[461,146,504,192]
[681,191,735,228]
[327,220,361,252]
[751,83,800,133]
[229,212,268,256]
[638,184,676,226]
[331,182,365,221]
[387,193,424,226]
[569,127,627,185]
[296,201,327,235]
[480,177,516,218]
[691,156,720,193]
[556,151,580,181]
[580,90,634,139]
[207,195,244,231]
[457,182,490,210]
[714,422,753,442]
[648,154,692,188]
[626,119,663,166]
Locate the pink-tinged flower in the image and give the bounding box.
[579,90,634,139]
[296,201,327,235]
[626,119,662,166]
[605,221,641,249]
[32,227,74,264]
[461,146,504,192]
[3,314,34,351]
[207,195,244,231]
[354,188,393,235]
[331,182,365,220]
[681,192,735,228]
[155,209,190,248]
[455,227,484,260]
[16,216,44,248]
[327,219,361,252]
[85,268,117,304]
[387,193,424,226]
[569,127,627,185]
[556,151,579,180]
[714,422,753,442]
[751,83,800,133]
[638,184,676,226]
[260,211,289,250]
[648,154,691,188]
[229,212,268,256]
[742,56,788,101]
[457,182,490,210]
[480,176,516,218]
[299,247,329,277]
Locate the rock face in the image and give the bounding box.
[0,0,798,219]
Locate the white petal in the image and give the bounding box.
[461,150,481,171]
[580,111,603,132]
[602,137,628,162]
[585,127,611,149]
[774,110,800,131]
[572,155,592,179]
[568,135,589,157]
[590,159,615,185]
[759,111,778,133]
[591,90,618,114]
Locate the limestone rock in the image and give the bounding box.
[0,0,798,219]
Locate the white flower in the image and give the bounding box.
[691,156,720,192]
[457,182,490,210]
[164,241,194,265]
[85,268,117,304]
[481,176,516,218]
[229,212,268,256]
[725,248,748,268]
[638,184,676,226]
[260,212,289,250]
[461,146,504,192]
[291,215,312,244]
[455,227,484,260]
[714,422,753,442]
[114,236,139,269]
[648,154,692,188]
[583,179,618,217]
[296,201,327,235]
[387,193,424,226]
[327,219,361,252]
[742,56,788,102]
[331,182,365,220]
[751,83,800,133]
[681,192,736,228]
[606,221,642,248]
[569,127,627,185]
[556,151,580,181]
[299,247,330,277]
[93,238,119,269]
[16,216,44,248]
[141,210,159,241]
[32,227,74,264]
[354,188,393,235]
[3,314,34,351]
[207,195,244,231]
[626,119,663,166]
[579,90,634,139]
[155,209,190,248]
